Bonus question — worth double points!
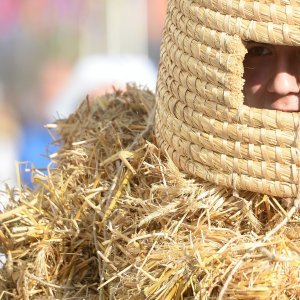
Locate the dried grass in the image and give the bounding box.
[0,85,300,299]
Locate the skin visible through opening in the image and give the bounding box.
[243,41,300,112]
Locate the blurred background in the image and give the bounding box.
[0,0,168,204]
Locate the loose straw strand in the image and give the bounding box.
[218,118,300,299]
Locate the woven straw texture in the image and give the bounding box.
[156,0,300,197]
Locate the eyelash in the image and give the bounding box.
[247,46,272,56]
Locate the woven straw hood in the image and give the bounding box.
[156,0,300,198]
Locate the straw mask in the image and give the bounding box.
[156,0,300,198]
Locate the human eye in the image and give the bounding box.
[246,44,272,57]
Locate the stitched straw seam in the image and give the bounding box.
[159,70,299,131]
[160,41,238,91]
[160,56,236,102]
[156,83,295,147]
[168,4,245,53]
[274,108,300,129]
[162,107,293,165]
[156,132,297,198]
[156,106,297,165]
[164,20,236,72]
[156,116,297,184]
[157,72,299,133]
[253,1,262,21]
[158,62,230,105]
[160,57,237,108]
[197,0,300,25]
[159,56,242,108]
[159,63,238,115]
[163,21,244,74]
[160,48,242,95]
[176,0,300,45]
[161,49,243,107]
[157,84,291,148]
[157,133,297,198]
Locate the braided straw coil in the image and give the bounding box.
[156,0,300,198]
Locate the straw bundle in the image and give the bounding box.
[156,0,300,198]
[1,85,300,299]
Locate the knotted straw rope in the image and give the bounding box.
[156,0,300,197]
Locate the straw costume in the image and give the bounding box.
[1,0,300,299]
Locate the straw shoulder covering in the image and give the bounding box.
[1,87,300,299]
[156,0,300,197]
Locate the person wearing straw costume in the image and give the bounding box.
[244,42,300,112]
[1,0,300,299]
[156,0,300,198]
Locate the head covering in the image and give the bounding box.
[156,0,300,198]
